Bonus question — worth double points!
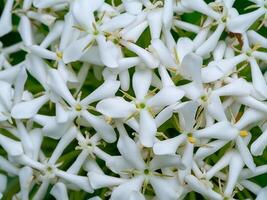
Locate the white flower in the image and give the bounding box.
[0,0,14,37]
[0,0,267,199]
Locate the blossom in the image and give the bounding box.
[0,0,267,199]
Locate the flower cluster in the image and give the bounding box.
[1,0,267,199]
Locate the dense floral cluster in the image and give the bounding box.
[0,0,267,199]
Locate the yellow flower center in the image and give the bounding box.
[239,130,248,137]
[75,104,82,111]
[56,51,63,60]
[188,133,196,144]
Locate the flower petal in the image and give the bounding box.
[0,0,14,37]
[63,35,94,63]
[150,154,185,170]
[81,80,120,105]
[132,68,152,100]
[185,175,223,200]
[117,123,146,169]
[50,182,69,200]
[139,109,157,147]
[251,129,267,156]
[194,121,239,140]
[236,136,256,171]
[227,8,265,33]
[82,111,116,143]
[147,86,184,108]
[0,134,23,156]
[153,134,187,155]
[147,8,162,39]
[88,171,126,189]
[11,95,49,119]
[110,176,144,200]
[47,69,76,106]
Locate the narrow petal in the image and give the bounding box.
[176,37,194,62]
[121,21,148,43]
[82,111,116,143]
[153,134,187,155]
[179,53,202,84]
[213,78,252,96]
[50,182,69,200]
[19,166,33,200]
[224,152,244,197]
[110,176,144,200]
[0,0,14,37]
[147,86,184,108]
[33,0,67,8]
[28,45,57,60]
[235,108,266,130]
[11,95,49,119]
[150,176,182,200]
[117,123,146,169]
[195,24,225,57]
[147,8,162,39]
[205,151,233,179]
[194,140,227,161]
[72,0,103,30]
[149,154,185,170]
[63,35,94,63]
[123,0,142,15]
[56,170,93,193]
[151,39,176,67]
[18,16,34,46]
[227,8,265,33]
[256,187,267,200]
[139,109,157,147]
[97,97,136,118]
[100,13,135,32]
[47,69,76,106]
[121,41,159,69]
[194,121,239,140]
[207,93,227,121]
[81,80,120,105]
[88,171,126,189]
[158,65,174,87]
[25,54,48,87]
[132,68,152,100]
[40,21,64,48]
[251,129,267,156]
[247,30,267,48]
[0,134,23,156]
[163,0,174,29]
[155,105,174,127]
[173,101,199,132]
[185,175,223,200]
[236,136,256,171]
[249,58,267,99]
[181,0,220,19]
[96,35,121,68]
[173,20,201,34]
[236,96,267,113]
[0,174,7,194]
[13,66,28,104]
[49,127,77,164]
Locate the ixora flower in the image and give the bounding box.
[1,0,267,199]
[88,123,186,200]
[96,68,185,147]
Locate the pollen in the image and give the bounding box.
[136,102,146,109]
[105,116,113,124]
[75,104,82,111]
[239,130,248,137]
[56,51,63,60]
[188,134,196,144]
